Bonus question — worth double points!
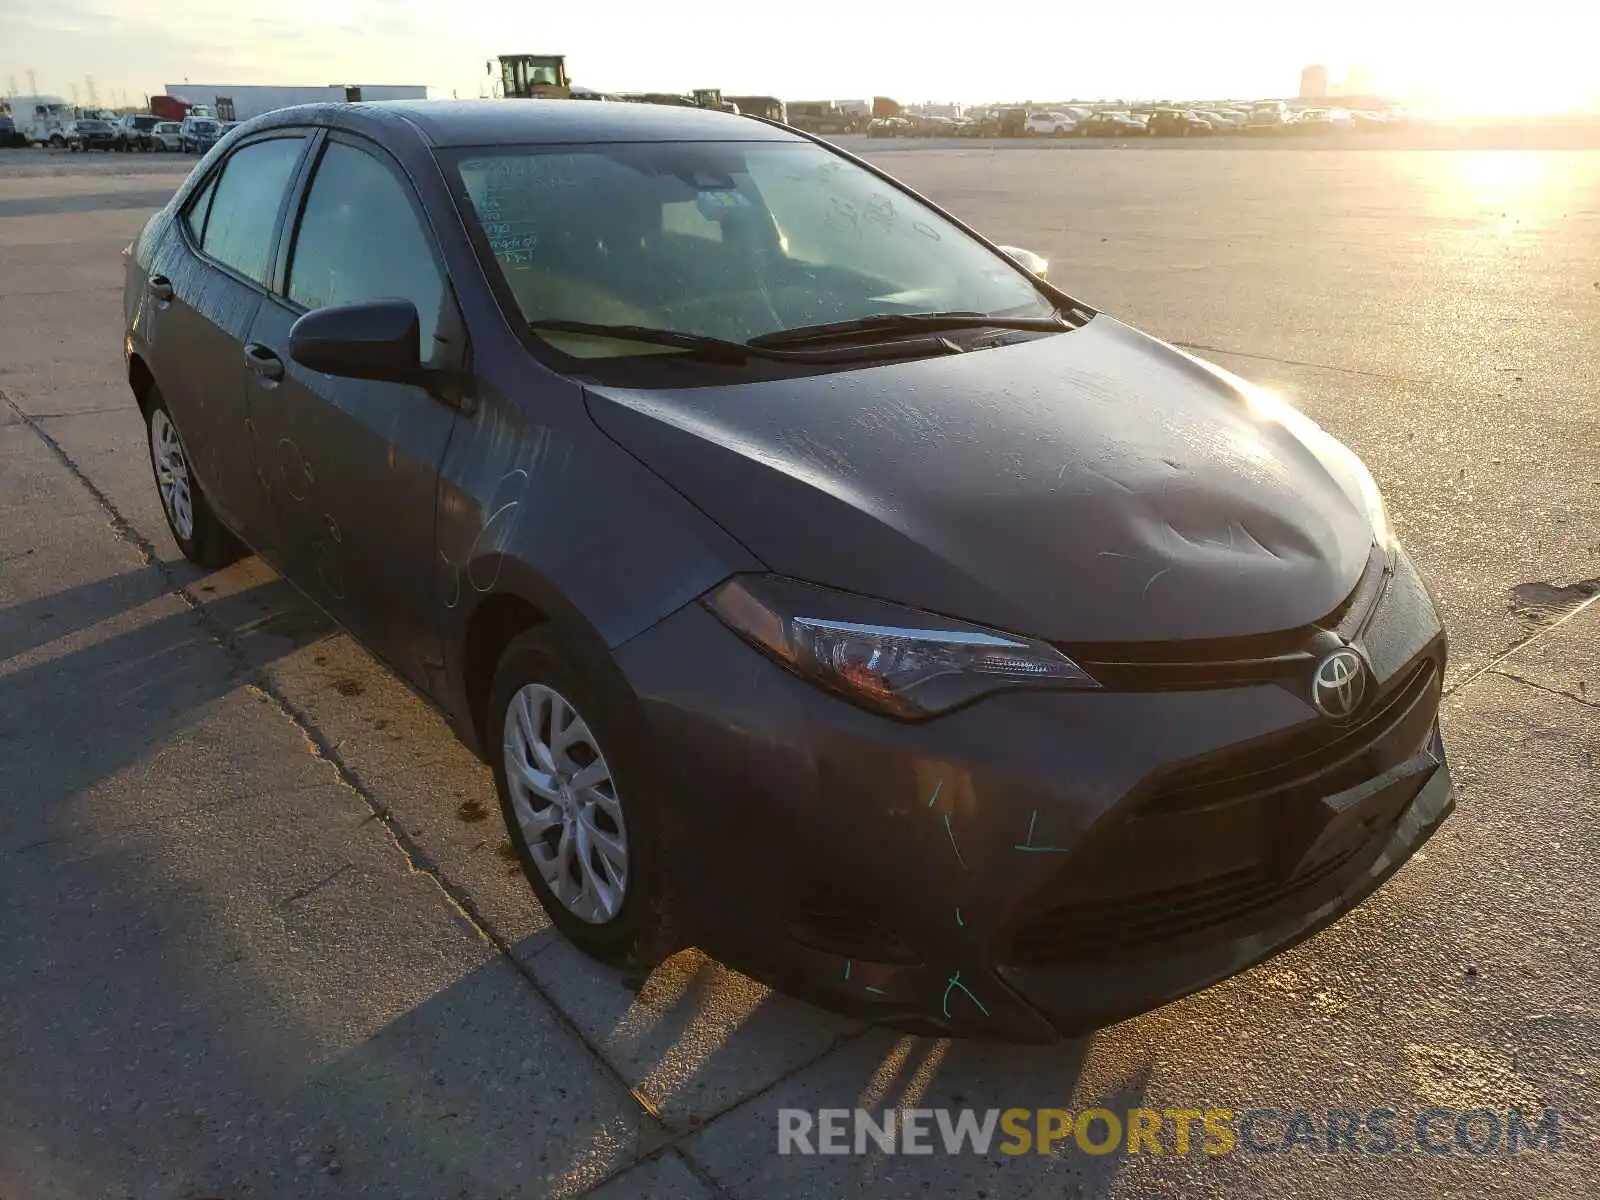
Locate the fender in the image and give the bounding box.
[432,357,762,758]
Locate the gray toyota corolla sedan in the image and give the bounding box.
[122,100,1454,1040]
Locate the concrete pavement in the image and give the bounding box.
[1,145,1595,1198]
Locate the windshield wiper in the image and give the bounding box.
[527,318,966,365]
[747,310,1071,349]
[527,319,765,363]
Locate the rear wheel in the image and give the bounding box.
[145,393,241,568]
[489,627,678,969]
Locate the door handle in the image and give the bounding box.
[147,275,174,303]
[243,342,285,383]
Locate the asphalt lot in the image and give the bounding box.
[1,143,1596,1198]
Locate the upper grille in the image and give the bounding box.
[1141,658,1438,816]
[1062,546,1389,691]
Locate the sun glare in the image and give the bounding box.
[1457,152,1550,195]
[1430,82,1593,119]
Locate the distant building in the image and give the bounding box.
[162,83,427,123]
[1299,65,1330,100]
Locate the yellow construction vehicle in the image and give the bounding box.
[496,55,572,100]
[492,55,734,110]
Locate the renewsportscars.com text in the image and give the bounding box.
[777,1106,1559,1157]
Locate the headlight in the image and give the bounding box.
[705,575,1097,719]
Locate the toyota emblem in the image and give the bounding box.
[1311,647,1367,719]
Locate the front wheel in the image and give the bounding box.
[145,393,242,568]
[489,627,678,969]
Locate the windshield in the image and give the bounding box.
[452,140,1052,358]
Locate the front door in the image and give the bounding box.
[242,133,465,691]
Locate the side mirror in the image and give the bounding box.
[289,299,421,384]
[997,245,1049,281]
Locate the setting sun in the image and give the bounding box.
[1341,9,1600,118]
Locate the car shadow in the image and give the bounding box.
[0,570,648,1196]
[0,866,652,1197]
[0,565,173,661]
[0,570,327,820]
[517,927,1160,1196]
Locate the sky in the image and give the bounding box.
[3,0,1597,113]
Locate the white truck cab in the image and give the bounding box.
[11,96,76,146]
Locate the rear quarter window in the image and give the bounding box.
[182,173,219,244]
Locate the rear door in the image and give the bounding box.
[242,133,466,692]
[142,132,311,542]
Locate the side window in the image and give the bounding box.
[286,141,448,364]
[199,136,306,283]
[183,172,219,243]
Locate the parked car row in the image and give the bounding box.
[43,113,235,154]
[66,118,119,151]
[859,100,1407,140]
[869,109,1037,137]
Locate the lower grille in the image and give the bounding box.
[1003,836,1370,963]
[999,659,1441,968]
[783,881,922,965]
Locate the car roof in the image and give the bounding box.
[247,99,806,147]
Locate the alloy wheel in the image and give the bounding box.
[503,682,629,924]
[149,408,194,541]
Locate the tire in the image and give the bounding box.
[49,134,64,148]
[489,626,678,970]
[144,391,242,568]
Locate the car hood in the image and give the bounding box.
[583,315,1376,643]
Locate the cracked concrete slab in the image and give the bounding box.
[582,1150,715,1200]
[524,940,861,1127]
[1,388,648,1199]
[1491,597,1599,709]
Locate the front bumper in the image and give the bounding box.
[614,547,1454,1041]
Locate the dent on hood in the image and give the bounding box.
[585,317,1375,644]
